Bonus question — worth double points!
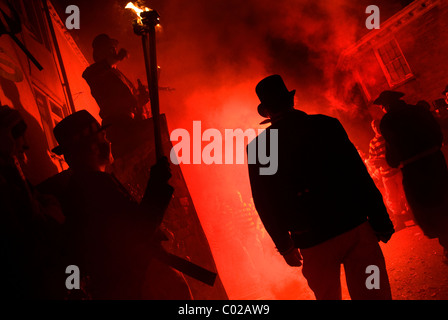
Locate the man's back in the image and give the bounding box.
[380,103,443,168]
[82,60,137,123]
[39,170,171,299]
[248,110,391,250]
[381,103,448,210]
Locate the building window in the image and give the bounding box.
[33,85,68,151]
[12,0,52,51]
[375,39,413,87]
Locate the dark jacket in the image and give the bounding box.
[1,161,64,299]
[38,169,173,299]
[380,102,448,235]
[82,60,138,125]
[379,101,443,169]
[247,110,393,250]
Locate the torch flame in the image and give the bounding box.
[125,2,150,23]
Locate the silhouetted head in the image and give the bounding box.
[52,110,113,171]
[0,105,28,162]
[373,90,405,113]
[92,34,128,64]
[256,75,295,120]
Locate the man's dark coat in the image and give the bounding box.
[82,60,138,125]
[380,102,448,237]
[248,110,393,251]
[38,169,173,299]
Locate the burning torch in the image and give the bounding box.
[126,2,163,160]
[125,2,218,287]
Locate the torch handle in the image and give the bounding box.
[142,29,163,160]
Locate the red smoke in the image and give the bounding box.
[56,0,406,299]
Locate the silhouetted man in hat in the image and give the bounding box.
[376,90,448,262]
[247,75,394,300]
[0,105,64,299]
[39,110,175,299]
[1,105,37,299]
[82,34,149,158]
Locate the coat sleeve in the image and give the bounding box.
[329,118,394,233]
[141,179,174,229]
[247,140,294,253]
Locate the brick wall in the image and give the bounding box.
[347,1,448,107]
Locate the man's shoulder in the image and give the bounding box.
[247,113,339,146]
[82,60,111,81]
[308,114,340,125]
[247,128,266,149]
[37,169,73,196]
[77,171,117,186]
[305,114,344,137]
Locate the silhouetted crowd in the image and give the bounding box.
[2,33,448,300]
[371,89,448,260]
[247,76,448,300]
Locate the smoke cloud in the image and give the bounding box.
[55,0,405,298]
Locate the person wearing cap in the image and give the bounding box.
[82,34,149,158]
[38,110,180,299]
[375,90,448,262]
[247,75,394,300]
[0,105,36,299]
[0,105,64,299]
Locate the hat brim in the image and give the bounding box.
[372,98,382,106]
[258,90,295,118]
[51,124,110,155]
[373,92,405,105]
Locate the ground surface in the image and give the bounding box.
[379,223,448,300]
[256,222,448,300]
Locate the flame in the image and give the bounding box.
[125,2,150,23]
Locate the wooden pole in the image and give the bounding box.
[141,26,163,159]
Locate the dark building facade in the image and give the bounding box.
[337,0,447,123]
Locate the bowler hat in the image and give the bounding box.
[92,34,119,62]
[92,34,118,50]
[52,110,108,155]
[373,90,405,106]
[256,75,295,118]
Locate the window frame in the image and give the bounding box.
[374,38,414,88]
[32,84,68,151]
[11,0,52,52]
